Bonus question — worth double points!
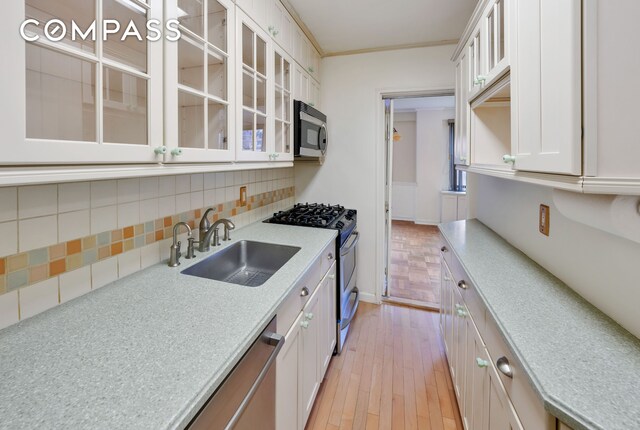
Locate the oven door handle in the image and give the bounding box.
[340,287,360,329]
[224,332,285,430]
[340,231,360,257]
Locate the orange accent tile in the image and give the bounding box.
[7,253,28,272]
[49,243,65,260]
[123,239,134,252]
[50,259,66,277]
[195,209,201,219]
[29,264,48,283]
[67,239,82,255]
[218,204,223,212]
[111,229,123,242]
[187,220,195,230]
[111,242,123,256]
[164,216,172,227]
[123,226,135,239]
[247,204,252,211]
[231,208,237,216]
[0,258,5,275]
[134,224,144,236]
[213,214,219,222]
[82,235,97,250]
[98,246,111,260]
[146,233,155,245]
[155,230,164,241]
[67,254,82,271]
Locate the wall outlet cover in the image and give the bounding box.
[539,204,550,236]
[240,186,247,207]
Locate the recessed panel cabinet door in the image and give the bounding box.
[300,285,321,425]
[276,311,303,430]
[511,0,582,175]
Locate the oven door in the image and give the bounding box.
[297,112,327,158]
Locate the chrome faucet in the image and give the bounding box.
[168,222,194,267]
[197,208,236,252]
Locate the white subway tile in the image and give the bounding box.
[225,172,234,187]
[158,176,176,197]
[204,189,216,207]
[118,249,141,278]
[18,185,57,219]
[191,174,204,191]
[59,266,91,303]
[175,193,190,211]
[91,205,117,234]
[159,238,172,261]
[58,210,90,242]
[0,187,17,222]
[248,170,256,183]
[215,172,225,188]
[91,257,118,289]
[58,182,90,213]
[234,171,242,186]
[190,191,203,210]
[176,175,191,194]
[140,198,159,223]
[19,278,59,320]
[140,177,159,200]
[117,178,140,204]
[19,215,58,252]
[0,221,18,257]
[118,202,140,228]
[0,291,19,330]
[91,180,117,208]
[140,242,160,269]
[204,173,216,190]
[158,196,176,218]
[225,187,234,202]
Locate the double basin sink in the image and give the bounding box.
[181,240,301,287]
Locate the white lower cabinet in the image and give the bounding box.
[276,252,337,430]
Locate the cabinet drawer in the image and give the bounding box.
[320,241,336,276]
[448,253,487,337]
[484,313,552,430]
[277,255,323,334]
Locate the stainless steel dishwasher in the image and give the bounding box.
[189,317,284,430]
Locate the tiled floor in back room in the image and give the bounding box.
[306,302,462,430]
[388,221,443,307]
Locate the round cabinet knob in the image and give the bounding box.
[457,280,468,290]
[327,253,333,260]
[456,308,467,318]
[154,146,167,155]
[273,29,279,36]
[503,154,516,164]
[329,274,336,280]
[301,320,310,329]
[305,312,314,320]
[171,148,183,156]
[440,246,448,253]
[496,357,514,378]
[476,358,489,368]
[308,66,314,73]
[300,287,310,297]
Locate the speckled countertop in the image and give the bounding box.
[439,220,640,430]
[0,222,337,430]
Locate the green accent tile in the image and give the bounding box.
[97,232,111,246]
[82,249,98,265]
[134,236,145,249]
[145,221,155,233]
[29,248,49,265]
[179,213,189,222]
[7,270,28,291]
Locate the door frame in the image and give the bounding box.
[375,86,455,303]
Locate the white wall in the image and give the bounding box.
[392,114,417,183]
[295,45,456,302]
[471,173,640,339]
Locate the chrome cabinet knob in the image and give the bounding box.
[300,287,309,297]
[327,253,333,260]
[496,357,514,378]
[441,246,447,253]
[457,280,468,290]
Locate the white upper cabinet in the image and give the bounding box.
[484,0,509,88]
[164,0,236,162]
[272,45,294,161]
[455,51,470,166]
[266,0,293,54]
[235,0,267,29]
[510,0,581,175]
[1,0,164,164]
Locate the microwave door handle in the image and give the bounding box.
[319,123,327,154]
[340,231,360,257]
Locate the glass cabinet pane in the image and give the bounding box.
[284,94,291,121]
[256,77,266,113]
[103,0,148,72]
[25,0,95,53]
[256,37,266,76]
[488,10,495,69]
[275,88,283,120]
[208,101,227,150]
[178,38,204,91]
[498,0,505,62]
[178,91,205,148]
[283,59,291,92]
[207,52,226,99]
[242,70,254,108]
[256,114,266,152]
[26,44,96,142]
[242,25,254,68]
[275,121,283,154]
[208,0,227,51]
[275,53,283,87]
[242,110,254,150]
[103,67,147,145]
[178,0,204,38]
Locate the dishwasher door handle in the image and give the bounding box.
[225,332,285,430]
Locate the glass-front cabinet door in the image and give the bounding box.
[272,46,293,161]
[1,0,163,164]
[164,0,235,162]
[236,10,271,161]
[467,25,485,101]
[484,0,509,86]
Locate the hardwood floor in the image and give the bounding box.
[389,221,443,307]
[305,302,462,430]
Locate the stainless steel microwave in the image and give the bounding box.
[294,100,327,159]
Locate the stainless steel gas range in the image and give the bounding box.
[265,203,359,354]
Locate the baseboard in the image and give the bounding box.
[391,215,416,222]
[358,291,379,304]
[414,219,440,226]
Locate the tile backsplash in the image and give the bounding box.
[0,168,295,330]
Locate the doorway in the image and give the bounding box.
[382,94,455,309]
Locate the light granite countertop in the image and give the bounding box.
[439,220,640,430]
[0,222,337,430]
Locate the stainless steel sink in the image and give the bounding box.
[181,240,301,287]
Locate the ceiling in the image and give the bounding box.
[286,0,478,55]
[394,96,455,112]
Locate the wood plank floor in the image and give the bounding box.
[306,302,463,430]
[389,221,443,307]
